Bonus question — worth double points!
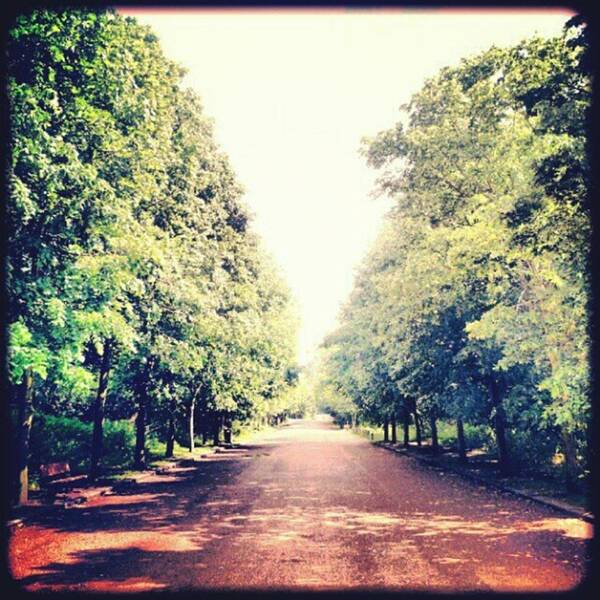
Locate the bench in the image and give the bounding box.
[39,462,81,498]
[39,462,71,480]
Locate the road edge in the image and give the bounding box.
[376,441,594,524]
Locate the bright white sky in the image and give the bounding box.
[119,7,573,365]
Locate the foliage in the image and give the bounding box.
[7,8,300,490]
[321,18,590,488]
[29,413,136,473]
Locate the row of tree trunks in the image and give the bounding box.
[377,401,469,463]
[378,403,457,459]
[163,408,237,459]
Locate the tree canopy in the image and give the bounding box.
[7,8,300,503]
[320,17,591,488]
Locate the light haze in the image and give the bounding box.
[118,8,573,365]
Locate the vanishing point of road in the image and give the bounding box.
[9,417,592,592]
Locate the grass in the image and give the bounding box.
[109,422,276,480]
[33,421,280,492]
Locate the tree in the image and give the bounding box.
[7,8,300,500]
[322,19,590,487]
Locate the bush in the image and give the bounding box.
[103,419,136,468]
[463,423,494,450]
[146,435,166,457]
[30,412,136,474]
[508,427,561,473]
[434,420,493,451]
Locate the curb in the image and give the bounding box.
[377,442,594,524]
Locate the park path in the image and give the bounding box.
[9,417,591,592]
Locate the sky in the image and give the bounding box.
[118,7,573,365]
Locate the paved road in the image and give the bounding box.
[9,417,592,592]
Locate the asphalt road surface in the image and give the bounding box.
[9,417,592,592]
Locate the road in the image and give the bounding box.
[9,417,592,592]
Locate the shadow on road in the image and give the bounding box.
[8,419,593,593]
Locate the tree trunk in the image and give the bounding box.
[456,418,467,463]
[403,408,410,447]
[134,398,147,468]
[135,359,155,468]
[489,378,510,475]
[188,397,195,453]
[391,412,397,443]
[561,428,579,491]
[430,413,439,454]
[213,414,221,445]
[383,417,389,442]
[223,414,233,445]
[414,409,422,447]
[15,367,34,505]
[165,411,175,458]
[90,339,113,480]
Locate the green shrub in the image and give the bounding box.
[30,413,136,474]
[433,420,493,451]
[434,421,457,446]
[508,427,561,473]
[463,423,493,450]
[102,419,136,468]
[146,435,166,458]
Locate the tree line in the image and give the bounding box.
[7,9,301,505]
[318,17,591,490]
